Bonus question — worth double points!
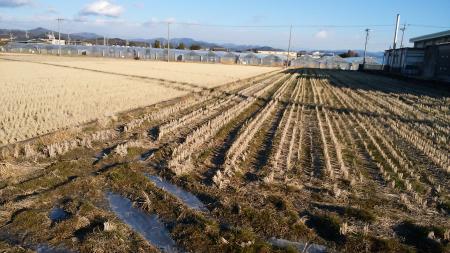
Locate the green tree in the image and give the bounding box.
[189,44,201,50]
[176,42,186,50]
[153,40,161,48]
[339,50,359,58]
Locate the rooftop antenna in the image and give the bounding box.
[286,25,292,68]
[399,23,408,48]
[363,28,371,67]
[391,14,400,66]
[167,21,171,62]
[56,18,64,55]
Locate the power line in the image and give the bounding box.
[146,21,395,28]
[408,24,450,29]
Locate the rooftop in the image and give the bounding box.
[409,29,450,43]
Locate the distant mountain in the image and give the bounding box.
[222,43,283,52]
[0,27,102,41]
[28,27,52,37]
[133,37,219,49]
[315,49,384,58]
[1,27,383,56]
[71,32,101,39]
[133,38,283,52]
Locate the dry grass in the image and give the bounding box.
[0,59,188,145]
[0,53,279,88]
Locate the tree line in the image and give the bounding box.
[152,40,201,50]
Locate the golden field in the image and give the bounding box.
[0,54,279,88]
[0,54,277,145]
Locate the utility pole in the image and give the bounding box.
[56,18,64,56]
[391,14,400,68]
[25,30,29,39]
[399,24,407,48]
[167,22,170,62]
[286,25,292,68]
[363,28,370,67]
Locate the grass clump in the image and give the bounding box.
[267,194,287,211]
[344,233,414,253]
[394,220,448,253]
[344,206,376,223]
[306,213,345,244]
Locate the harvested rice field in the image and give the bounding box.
[0,58,449,253]
[0,54,279,88]
[0,54,278,145]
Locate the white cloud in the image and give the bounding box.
[79,0,123,18]
[315,30,328,39]
[0,0,32,8]
[46,7,58,14]
[164,17,176,23]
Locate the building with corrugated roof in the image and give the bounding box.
[383,30,449,82]
[410,30,450,48]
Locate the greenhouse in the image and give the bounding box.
[318,56,352,70]
[261,55,284,67]
[220,52,238,64]
[290,55,320,68]
[202,51,220,63]
[240,53,261,65]
[184,51,202,62]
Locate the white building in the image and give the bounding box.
[43,33,65,45]
[257,50,297,58]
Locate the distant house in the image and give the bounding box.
[311,51,321,59]
[297,51,308,57]
[0,35,11,42]
[257,50,297,58]
[211,47,227,52]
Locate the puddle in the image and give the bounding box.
[145,174,208,212]
[49,208,70,223]
[106,192,180,253]
[36,244,73,253]
[268,238,326,253]
[93,146,115,164]
[140,149,157,161]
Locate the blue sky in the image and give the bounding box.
[1,0,449,50]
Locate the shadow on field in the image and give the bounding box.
[283,68,450,98]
